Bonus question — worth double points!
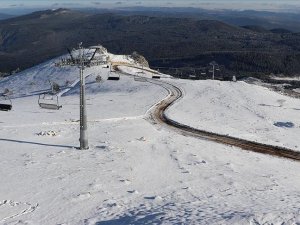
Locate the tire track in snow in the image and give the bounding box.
[117,66,300,161]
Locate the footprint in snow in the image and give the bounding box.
[103,199,120,208]
[182,187,191,190]
[192,160,206,165]
[137,137,147,142]
[127,190,139,194]
[144,196,163,201]
[47,153,55,158]
[0,200,38,223]
[120,179,131,185]
[21,153,31,159]
[71,192,91,202]
[24,160,38,166]
[89,183,103,191]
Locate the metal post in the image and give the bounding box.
[79,66,89,149]
[210,61,218,80]
[79,48,89,150]
[56,42,101,150]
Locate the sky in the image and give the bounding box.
[1,0,300,12]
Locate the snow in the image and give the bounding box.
[270,76,300,81]
[1,56,300,224]
[167,79,300,151]
[0,56,79,98]
[108,54,135,65]
[118,65,172,79]
[294,88,300,94]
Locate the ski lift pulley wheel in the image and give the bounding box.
[38,93,62,110]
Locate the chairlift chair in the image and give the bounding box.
[189,75,198,80]
[107,71,120,81]
[38,93,62,110]
[152,75,161,79]
[0,95,12,111]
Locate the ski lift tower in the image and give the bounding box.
[209,61,219,80]
[56,43,98,150]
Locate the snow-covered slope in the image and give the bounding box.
[118,65,172,79]
[0,56,166,127]
[167,79,300,151]
[0,57,79,98]
[0,55,300,225]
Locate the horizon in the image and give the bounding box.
[1,0,300,15]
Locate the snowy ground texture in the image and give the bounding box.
[167,79,300,151]
[0,54,300,225]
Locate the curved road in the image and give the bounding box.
[117,66,300,161]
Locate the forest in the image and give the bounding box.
[0,9,300,78]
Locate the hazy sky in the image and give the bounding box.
[1,0,300,11]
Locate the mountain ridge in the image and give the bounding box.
[1,9,300,77]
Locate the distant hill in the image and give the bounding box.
[96,7,300,33]
[1,8,300,77]
[241,25,270,33]
[0,13,13,20]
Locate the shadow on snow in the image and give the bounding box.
[0,138,75,149]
